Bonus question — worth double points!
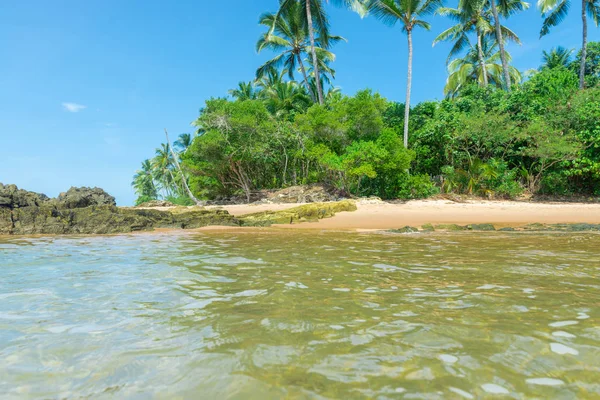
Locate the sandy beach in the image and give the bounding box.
[203,200,600,231]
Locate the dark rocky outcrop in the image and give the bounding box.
[6,206,240,235]
[0,184,238,235]
[56,187,116,209]
[0,183,49,208]
[0,184,356,235]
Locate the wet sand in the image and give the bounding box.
[203,200,600,231]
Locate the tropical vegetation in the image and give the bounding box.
[133,0,600,205]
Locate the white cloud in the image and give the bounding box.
[62,102,87,113]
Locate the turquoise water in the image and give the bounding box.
[1,231,599,399]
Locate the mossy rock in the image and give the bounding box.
[467,223,496,231]
[171,209,239,229]
[9,205,240,235]
[0,208,13,235]
[434,224,467,231]
[556,223,600,232]
[523,223,549,231]
[240,200,357,227]
[421,223,435,232]
[389,226,419,234]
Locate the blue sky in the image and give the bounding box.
[1,0,598,205]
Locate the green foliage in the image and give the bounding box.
[135,34,600,203]
[134,195,156,206]
[571,42,600,87]
[444,38,522,98]
[165,196,195,206]
[541,46,573,70]
[397,173,439,199]
[442,159,522,198]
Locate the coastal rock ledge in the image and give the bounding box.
[0,184,356,235]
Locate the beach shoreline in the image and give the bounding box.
[3,199,600,238]
[195,199,600,231]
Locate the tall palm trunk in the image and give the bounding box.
[580,0,587,89]
[476,31,489,86]
[404,29,413,149]
[165,129,204,206]
[297,53,317,103]
[305,0,324,104]
[490,0,511,91]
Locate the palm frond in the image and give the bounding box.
[539,0,570,37]
[499,26,522,44]
[586,0,600,25]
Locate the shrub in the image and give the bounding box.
[442,159,522,199]
[166,196,195,206]
[397,174,439,199]
[134,195,156,206]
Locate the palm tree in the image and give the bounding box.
[255,65,288,93]
[539,0,600,89]
[541,46,574,69]
[174,133,193,153]
[132,159,158,200]
[275,0,368,105]
[164,129,203,206]
[229,81,259,101]
[263,81,312,114]
[256,2,344,103]
[369,0,442,148]
[486,0,529,91]
[434,1,520,88]
[445,37,522,97]
[305,52,339,99]
[152,144,177,197]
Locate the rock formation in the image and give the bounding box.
[0,184,357,235]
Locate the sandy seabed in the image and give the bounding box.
[201,199,600,231]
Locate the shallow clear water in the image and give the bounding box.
[1,231,599,399]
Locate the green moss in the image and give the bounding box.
[467,224,496,231]
[434,224,467,231]
[389,226,419,234]
[240,201,357,227]
[523,223,549,231]
[0,208,13,235]
[9,205,240,235]
[421,223,435,232]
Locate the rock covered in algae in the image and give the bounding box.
[467,223,496,231]
[56,187,116,209]
[135,200,176,208]
[421,223,435,232]
[522,223,600,232]
[8,205,240,235]
[0,183,357,235]
[0,184,240,235]
[434,224,467,231]
[389,226,420,233]
[239,200,357,227]
[0,208,12,234]
[0,183,49,209]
